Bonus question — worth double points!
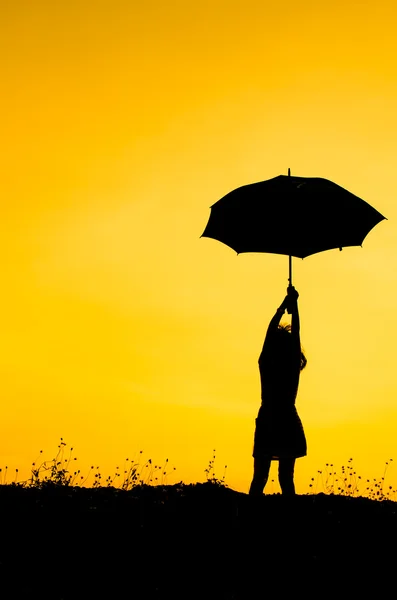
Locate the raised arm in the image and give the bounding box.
[287,285,301,353]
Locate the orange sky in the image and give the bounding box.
[1,1,397,494]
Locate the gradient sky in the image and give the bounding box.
[1,1,397,494]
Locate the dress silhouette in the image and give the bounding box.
[249,285,307,496]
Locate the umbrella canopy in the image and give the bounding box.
[201,173,386,282]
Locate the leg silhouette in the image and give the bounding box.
[278,458,296,496]
[249,456,271,495]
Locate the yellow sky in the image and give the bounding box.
[1,1,397,493]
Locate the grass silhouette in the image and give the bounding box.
[310,457,397,501]
[1,440,396,598]
[2,438,394,499]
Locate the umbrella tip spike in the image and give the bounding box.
[288,168,291,176]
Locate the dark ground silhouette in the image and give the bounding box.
[1,482,396,598]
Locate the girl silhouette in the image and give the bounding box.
[249,285,307,496]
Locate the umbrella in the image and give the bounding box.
[201,170,386,284]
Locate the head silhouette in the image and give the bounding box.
[274,323,307,371]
